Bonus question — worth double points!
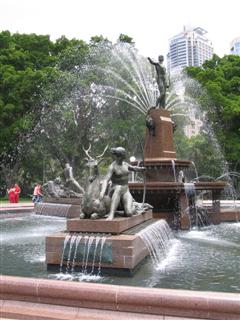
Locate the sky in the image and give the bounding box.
[0,0,239,59]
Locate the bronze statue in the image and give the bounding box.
[146,108,155,136]
[64,163,84,194]
[148,55,169,108]
[42,177,82,198]
[80,145,110,219]
[99,147,146,220]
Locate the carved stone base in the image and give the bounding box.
[67,210,152,234]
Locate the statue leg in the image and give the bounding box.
[71,180,85,194]
[156,96,160,108]
[160,93,166,108]
[122,191,135,217]
[106,186,122,220]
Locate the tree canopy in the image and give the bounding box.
[186,54,240,173]
[0,31,145,196]
[1,31,239,197]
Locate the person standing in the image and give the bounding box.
[14,184,21,203]
[7,185,16,203]
[37,184,43,202]
[32,183,43,203]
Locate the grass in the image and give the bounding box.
[0,197,32,204]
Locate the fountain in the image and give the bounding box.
[43,47,233,275]
[35,164,84,218]
[45,145,155,275]
[1,43,240,320]
[129,107,227,230]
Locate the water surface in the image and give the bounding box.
[1,214,239,292]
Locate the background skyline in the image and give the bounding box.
[0,0,239,59]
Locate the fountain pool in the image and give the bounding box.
[1,213,239,293]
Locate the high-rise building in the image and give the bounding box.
[167,26,214,73]
[230,37,240,55]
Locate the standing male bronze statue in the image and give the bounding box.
[148,55,169,108]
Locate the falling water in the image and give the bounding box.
[184,183,197,227]
[81,235,89,273]
[184,183,196,198]
[171,160,176,182]
[83,236,95,274]
[71,235,82,273]
[91,236,101,274]
[138,220,174,266]
[66,234,77,272]
[35,203,71,217]
[98,236,107,275]
[60,234,71,273]
[60,233,108,275]
[191,161,199,182]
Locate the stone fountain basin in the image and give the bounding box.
[46,211,153,275]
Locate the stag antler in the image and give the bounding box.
[96,144,109,159]
[83,144,94,161]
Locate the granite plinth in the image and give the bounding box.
[46,231,149,272]
[67,210,152,234]
[144,109,176,160]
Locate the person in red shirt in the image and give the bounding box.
[14,184,21,203]
[7,186,16,203]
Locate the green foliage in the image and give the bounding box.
[0,31,91,194]
[118,34,134,44]
[186,54,240,172]
[174,130,224,179]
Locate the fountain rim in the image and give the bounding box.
[1,275,239,319]
[129,181,228,191]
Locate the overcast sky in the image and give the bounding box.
[0,0,239,59]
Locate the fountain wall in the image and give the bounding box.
[1,275,240,319]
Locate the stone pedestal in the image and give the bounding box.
[46,211,153,274]
[130,108,227,230]
[144,109,176,161]
[67,210,152,234]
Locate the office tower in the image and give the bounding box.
[230,37,240,55]
[168,26,214,73]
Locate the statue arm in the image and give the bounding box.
[148,57,157,66]
[99,164,113,199]
[128,163,146,172]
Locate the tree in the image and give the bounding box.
[0,31,89,194]
[0,32,148,196]
[118,34,134,44]
[186,54,240,173]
